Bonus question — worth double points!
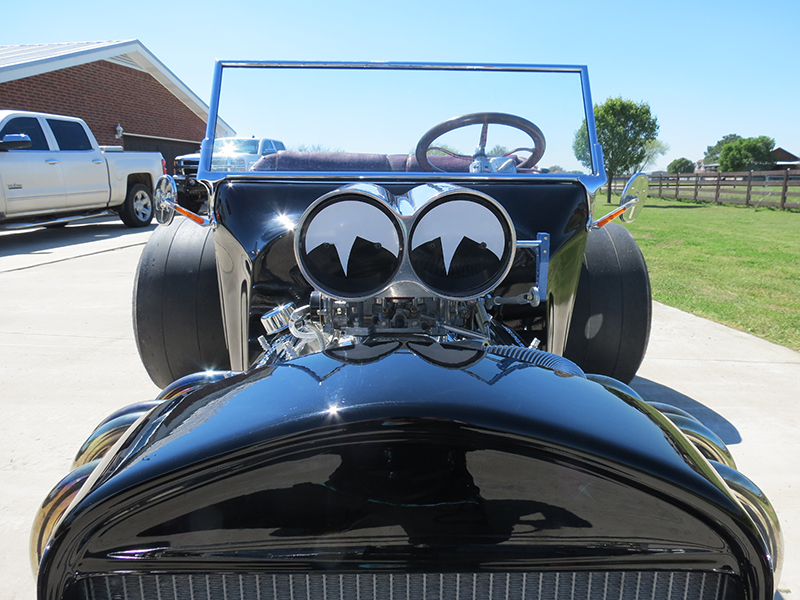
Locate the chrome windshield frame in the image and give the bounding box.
[199,61,607,193]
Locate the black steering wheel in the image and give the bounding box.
[415,112,546,173]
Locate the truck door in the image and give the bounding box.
[46,118,109,208]
[0,116,66,216]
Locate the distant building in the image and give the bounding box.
[0,40,234,173]
[772,147,800,170]
[695,159,711,172]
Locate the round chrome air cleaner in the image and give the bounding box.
[407,188,516,300]
[295,185,403,300]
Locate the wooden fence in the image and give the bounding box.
[605,170,800,210]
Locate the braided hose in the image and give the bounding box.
[486,345,586,378]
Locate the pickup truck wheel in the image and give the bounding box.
[564,223,651,384]
[133,219,230,388]
[119,183,154,228]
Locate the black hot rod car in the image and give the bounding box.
[31,62,781,600]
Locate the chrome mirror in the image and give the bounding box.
[154,175,177,226]
[0,133,32,151]
[619,173,648,223]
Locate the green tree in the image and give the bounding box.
[667,157,695,174]
[573,96,659,203]
[293,143,340,152]
[426,143,462,156]
[704,134,741,164]
[545,165,584,174]
[718,136,776,172]
[634,139,670,173]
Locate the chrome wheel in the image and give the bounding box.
[133,188,153,222]
[120,183,155,228]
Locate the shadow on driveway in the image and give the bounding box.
[0,218,155,258]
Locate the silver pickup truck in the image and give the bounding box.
[0,110,165,228]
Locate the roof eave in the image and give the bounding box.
[124,44,235,137]
[0,40,235,138]
[0,40,139,85]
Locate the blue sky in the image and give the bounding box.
[4,0,798,171]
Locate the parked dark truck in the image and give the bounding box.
[31,62,782,600]
[173,136,285,211]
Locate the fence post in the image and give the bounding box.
[715,172,722,203]
[781,169,789,210]
[675,174,680,198]
[746,171,753,206]
[694,173,699,201]
[658,174,663,197]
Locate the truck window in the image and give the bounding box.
[47,119,93,151]
[0,117,49,150]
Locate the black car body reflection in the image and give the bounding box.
[40,345,767,599]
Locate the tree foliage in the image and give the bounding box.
[488,144,509,156]
[573,96,659,203]
[572,125,592,169]
[545,165,584,174]
[667,157,695,174]
[634,139,670,173]
[704,134,741,164]
[293,143,340,152]
[427,143,462,156]
[718,136,776,172]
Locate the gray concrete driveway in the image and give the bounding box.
[1,218,797,598]
[631,304,800,595]
[1,219,160,599]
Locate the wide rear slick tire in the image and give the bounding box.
[564,223,651,384]
[133,219,230,388]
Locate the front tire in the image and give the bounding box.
[564,223,651,383]
[119,183,154,228]
[133,219,230,388]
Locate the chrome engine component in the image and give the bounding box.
[257,296,492,367]
[316,294,491,340]
[253,182,555,364]
[294,183,518,302]
[254,182,551,365]
[260,303,293,336]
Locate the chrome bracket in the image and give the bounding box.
[485,233,550,308]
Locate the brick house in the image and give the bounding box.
[772,147,800,170]
[0,40,234,173]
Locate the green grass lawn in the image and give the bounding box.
[600,195,800,352]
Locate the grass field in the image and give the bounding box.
[601,194,800,352]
